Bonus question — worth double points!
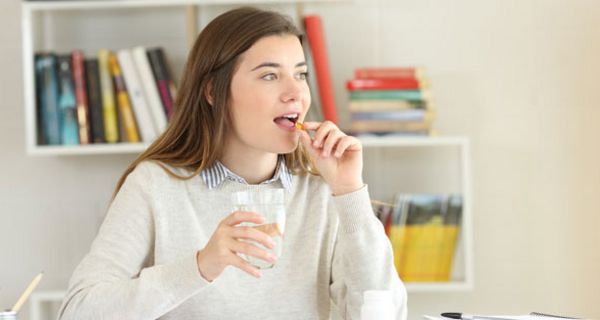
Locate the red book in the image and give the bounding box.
[346,78,422,91]
[304,15,337,125]
[354,67,424,80]
[72,50,91,144]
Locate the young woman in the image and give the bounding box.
[59,7,406,320]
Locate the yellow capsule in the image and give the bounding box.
[294,122,305,130]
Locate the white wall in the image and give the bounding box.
[2,0,600,319]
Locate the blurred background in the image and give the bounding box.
[1,0,600,319]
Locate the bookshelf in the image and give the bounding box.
[360,135,474,291]
[21,0,472,305]
[21,0,339,155]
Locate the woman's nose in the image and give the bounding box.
[280,77,304,102]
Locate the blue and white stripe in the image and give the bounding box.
[200,156,293,190]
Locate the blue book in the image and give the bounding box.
[351,109,432,122]
[57,55,80,145]
[35,54,61,145]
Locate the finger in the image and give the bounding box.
[299,129,321,160]
[299,121,321,131]
[333,136,362,158]
[230,226,276,249]
[227,253,262,278]
[311,121,337,149]
[230,239,277,265]
[222,211,265,227]
[321,130,345,157]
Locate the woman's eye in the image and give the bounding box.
[296,72,308,80]
[262,73,277,81]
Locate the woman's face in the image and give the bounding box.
[226,34,311,156]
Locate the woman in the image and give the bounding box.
[59,7,406,320]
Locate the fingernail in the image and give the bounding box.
[313,140,319,147]
[268,254,278,263]
[255,271,262,278]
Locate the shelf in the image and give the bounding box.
[358,135,468,148]
[27,143,149,156]
[23,0,344,11]
[405,281,473,292]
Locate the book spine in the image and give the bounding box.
[354,67,424,80]
[85,59,105,143]
[132,46,167,133]
[304,15,338,124]
[346,78,424,91]
[348,100,427,112]
[350,90,430,101]
[98,49,119,143]
[351,110,433,122]
[117,49,157,143]
[56,55,80,145]
[147,48,175,119]
[71,50,91,145]
[108,53,140,143]
[350,120,431,133]
[35,54,61,145]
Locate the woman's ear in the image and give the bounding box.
[204,81,214,106]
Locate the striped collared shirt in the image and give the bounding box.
[200,156,293,190]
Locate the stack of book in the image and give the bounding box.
[373,193,462,282]
[346,67,434,136]
[34,46,176,146]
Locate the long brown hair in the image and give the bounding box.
[114,7,317,196]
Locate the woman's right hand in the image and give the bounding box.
[195,211,277,281]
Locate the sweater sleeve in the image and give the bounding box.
[329,185,408,320]
[58,163,210,320]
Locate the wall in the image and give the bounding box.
[1,0,600,319]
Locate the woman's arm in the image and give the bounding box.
[58,163,209,320]
[328,186,407,320]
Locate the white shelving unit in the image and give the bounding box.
[21,0,336,155]
[22,3,474,319]
[360,135,474,292]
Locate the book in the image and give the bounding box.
[98,49,119,143]
[346,78,429,91]
[71,50,91,145]
[147,47,176,119]
[132,46,167,133]
[85,59,105,143]
[348,100,428,112]
[108,52,140,143]
[391,194,462,282]
[304,15,338,124]
[34,53,61,145]
[350,89,431,101]
[350,119,432,133]
[117,48,157,142]
[351,110,434,122]
[56,55,79,145]
[355,67,424,80]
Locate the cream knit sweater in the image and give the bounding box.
[58,161,407,320]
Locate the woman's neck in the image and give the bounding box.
[220,149,279,185]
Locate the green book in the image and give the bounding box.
[350,90,429,101]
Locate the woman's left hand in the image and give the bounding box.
[298,121,364,195]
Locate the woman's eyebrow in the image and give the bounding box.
[251,61,307,71]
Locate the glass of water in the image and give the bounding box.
[231,189,285,269]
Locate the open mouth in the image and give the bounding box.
[273,113,299,128]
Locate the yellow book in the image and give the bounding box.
[98,49,119,143]
[108,53,140,143]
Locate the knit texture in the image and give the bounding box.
[58,161,407,320]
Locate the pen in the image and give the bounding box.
[442,313,474,320]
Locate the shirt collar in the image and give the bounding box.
[200,155,293,190]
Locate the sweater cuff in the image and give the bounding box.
[331,185,375,234]
[156,254,211,303]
